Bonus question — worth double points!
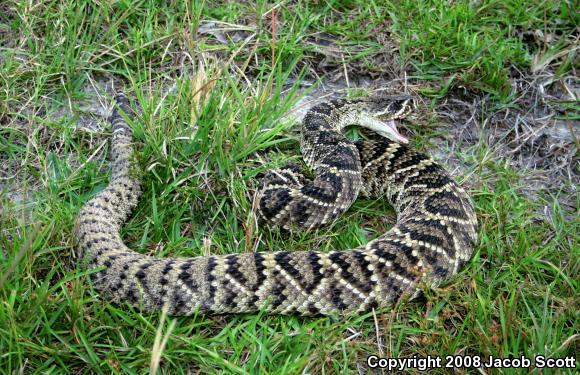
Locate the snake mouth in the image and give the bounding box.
[381,119,409,144]
[358,114,409,144]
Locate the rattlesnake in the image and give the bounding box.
[74,94,477,315]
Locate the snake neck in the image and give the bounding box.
[257,100,366,230]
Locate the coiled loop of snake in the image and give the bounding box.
[74,94,477,315]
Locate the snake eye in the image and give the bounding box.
[395,97,415,117]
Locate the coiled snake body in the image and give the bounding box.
[75,94,477,315]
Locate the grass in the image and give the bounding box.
[1,0,578,373]
[386,0,578,98]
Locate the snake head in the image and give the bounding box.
[366,95,415,120]
[357,95,415,143]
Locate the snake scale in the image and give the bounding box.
[74,94,477,316]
